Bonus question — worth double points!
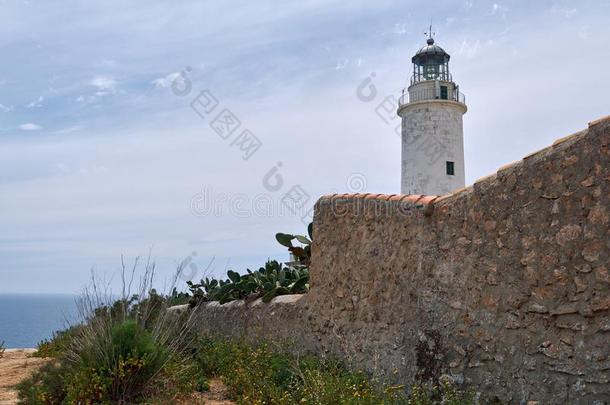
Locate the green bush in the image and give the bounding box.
[64,319,169,403]
[34,326,82,358]
[19,282,203,404]
[17,361,72,404]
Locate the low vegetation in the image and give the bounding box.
[21,323,475,404]
[0,340,5,358]
[193,338,475,405]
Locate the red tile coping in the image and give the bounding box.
[320,193,439,204]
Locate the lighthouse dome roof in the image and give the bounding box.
[412,38,450,65]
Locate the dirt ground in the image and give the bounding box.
[0,349,49,405]
[176,378,236,404]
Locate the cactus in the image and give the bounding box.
[187,224,313,306]
[276,223,313,267]
[188,259,309,307]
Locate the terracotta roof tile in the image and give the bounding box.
[552,132,580,147]
[402,195,422,203]
[496,160,520,175]
[418,195,437,204]
[523,145,553,160]
[320,193,439,205]
[474,173,497,185]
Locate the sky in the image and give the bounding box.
[1,0,609,294]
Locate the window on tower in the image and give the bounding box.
[446,161,455,176]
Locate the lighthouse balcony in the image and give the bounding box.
[398,86,466,107]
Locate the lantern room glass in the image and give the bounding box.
[412,61,450,83]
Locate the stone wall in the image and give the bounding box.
[190,116,610,404]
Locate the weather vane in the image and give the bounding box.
[424,22,435,40]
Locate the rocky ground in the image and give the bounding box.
[0,349,48,405]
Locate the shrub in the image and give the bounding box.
[19,256,204,404]
[34,326,82,358]
[16,360,72,404]
[62,319,169,403]
[0,340,5,358]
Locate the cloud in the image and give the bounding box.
[90,75,117,95]
[458,39,481,58]
[491,3,509,19]
[335,59,349,70]
[0,103,13,113]
[152,72,182,89]
[53,125,83,134]
[27,95,44,108]
[18,123,42,130]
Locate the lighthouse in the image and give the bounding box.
[397,35,467,196]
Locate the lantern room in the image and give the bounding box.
[411,37,451,84]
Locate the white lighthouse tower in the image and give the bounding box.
[397,34,467,196]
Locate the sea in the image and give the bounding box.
[0,294,78,348]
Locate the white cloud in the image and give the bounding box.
[491,3,509,19]
[152,72,182,89]
[27,95,44,108]
[90,75,117,95]
[53,125,83,134]
[335,59,349,70]
[19,123,42,131]
[458,39,481,58]
[0,103,13,113]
